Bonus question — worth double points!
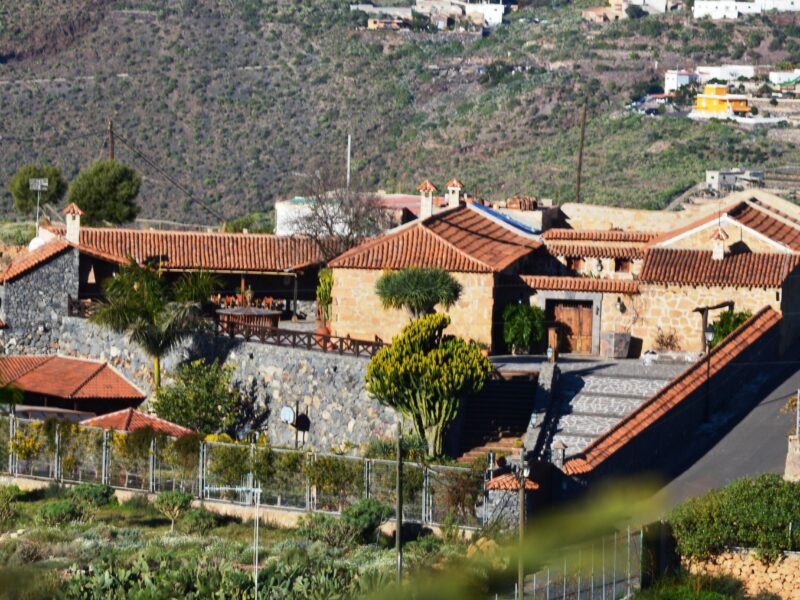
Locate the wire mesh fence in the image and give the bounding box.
[0,416,10,474]
[60,424,105,485]
[2,417,489,529]
[526,527,643,600]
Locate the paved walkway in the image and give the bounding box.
[654,364,800,511]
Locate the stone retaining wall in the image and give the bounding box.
[685,550,800,600]
[0,315,401,454]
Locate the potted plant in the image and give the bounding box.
[502,303,545,355]
[315,268,333,335]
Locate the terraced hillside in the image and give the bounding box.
[2,0,800,223]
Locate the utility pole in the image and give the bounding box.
[108,118,115,161]
[575,104,587,204]
[518,444,526,600]
[396,421,403,585]
[346,134,352,192]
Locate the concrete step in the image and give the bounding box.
[551,433,596,455]
[558,376,670,399]
[559,395,646,417]
[556,413,622,437]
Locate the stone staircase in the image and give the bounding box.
[546,360,687,459]
[455,372,539,464]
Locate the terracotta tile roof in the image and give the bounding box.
[446,178,464,189]
[0,239,71,283]
[728,202,800,251]
[328,205,541,273]
[82,408,194,437]
[486,473,539,491]
[46,226,326,273]
[545,243,643,259]
[563,306,781,476]
[521,275,639,294]
[649,200,800,252]
[0,355,144,401]
[542,229,656,243]
[640,249,799,288]
[417,179,438,192]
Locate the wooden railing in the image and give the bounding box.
[215,319,387,358]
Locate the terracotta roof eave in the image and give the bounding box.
[562,306,781,476]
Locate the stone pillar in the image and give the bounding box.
[784,435,800,482]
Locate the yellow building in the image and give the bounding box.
[694,84,751,115]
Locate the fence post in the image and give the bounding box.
[149,437,156,493]
[546,566,550,600]
[55,423,61,482]
[626,526,632,598]
[248,443,255,505]
[6,415,13,474]
[612,531,617,600]
[422,467,430,524]
[101,430,109,485]
[198,442,205,499]
[364,459,370,500]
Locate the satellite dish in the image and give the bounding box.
[28,237,45,252]
[279,405,296,425]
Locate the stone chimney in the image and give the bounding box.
[445,178,464,208]
[417,179,438,219]
[63,203,83,245]
[710,226,729,261]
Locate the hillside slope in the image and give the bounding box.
[1,0,799,223]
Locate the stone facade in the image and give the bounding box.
[329,268,496,346]
[632,283,780,353]
[661,221,784,253]
[685,551,800,600]
[553,254,643,278]
[560,202,717,232]
[1,248,78,331]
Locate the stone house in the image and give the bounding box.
[329,185,800,356]
[0,204,330,332]
[327,181,542,348]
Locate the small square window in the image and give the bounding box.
[614,258,632,273]
[567,257,584,272]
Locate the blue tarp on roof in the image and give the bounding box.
[470,202,541,235]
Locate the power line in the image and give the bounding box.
[112,131,226,222]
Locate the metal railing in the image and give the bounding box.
[214,319,387,359]
[1,416,485,529]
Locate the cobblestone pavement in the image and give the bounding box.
[550,359,688,457]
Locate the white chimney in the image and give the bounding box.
[445,178,463,208]
[710,226,729,261]
[63,203,83,245]
[417,179,438,219]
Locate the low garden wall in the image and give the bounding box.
[684,551,800,600]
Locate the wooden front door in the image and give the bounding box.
[551,301,593,354]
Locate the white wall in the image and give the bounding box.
[694,0,800,19]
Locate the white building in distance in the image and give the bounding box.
[769,69,800,85]
[665,70,699,93]
[695,64,755,83]
[694,0,800,20]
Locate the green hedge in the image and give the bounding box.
[670,475,800,561]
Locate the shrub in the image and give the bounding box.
[670,474,800,561]
[38,499,85,526]
[375,267,462,320]
[316,268,333,322]
[153,491,194,532]
[502,303,545,354]
[341,498,393,543]
[709,310,751,348]
[297,513,360,549]
[0,486,21,528]
[69,483,115,508]
[13,540,43,564]
[654,327,681,352]
[181,508,218,535]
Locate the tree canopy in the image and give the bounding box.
[152,359,250,435]
[66,160,141,225]
[365,313,490,456]
[7,164,67,215]
[709,309,752,348]
[503,303,545,354]
[375,268,462,320]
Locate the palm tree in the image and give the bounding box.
[90,260,220,390]
[375,268,462,320]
